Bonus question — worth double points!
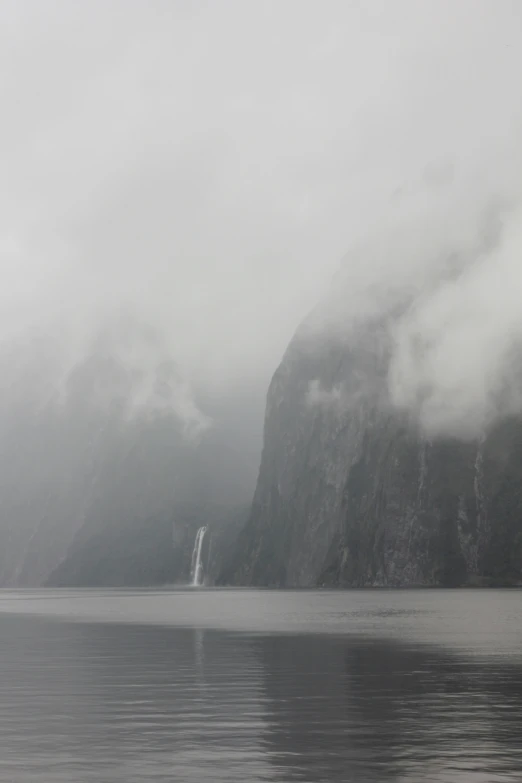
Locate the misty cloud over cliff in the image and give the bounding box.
[316,177,522,439]
[0,0,521,436]
[388,203,522,438]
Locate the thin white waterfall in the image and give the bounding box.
[191,526,207,586]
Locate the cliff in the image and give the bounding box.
[222,317,522,588]
[0,318,261,587]
[48,502,249,587]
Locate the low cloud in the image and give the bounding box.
[306,380,343,409]
[0,1,521,442]
[312,183,522,440]
[388,203,522,438]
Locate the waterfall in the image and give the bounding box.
[191,526,207,587]
[474,437,487,544]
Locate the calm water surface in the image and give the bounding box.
[0,588,522,782]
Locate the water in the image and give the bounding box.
[1,589,522,781]
[190,526,207,586]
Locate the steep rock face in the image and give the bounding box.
[48,502,249,587]
[0,319,261,586]
[224,320,522,588]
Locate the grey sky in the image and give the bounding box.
[1,0,521,413]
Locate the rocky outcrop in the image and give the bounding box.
[222,317,522,588]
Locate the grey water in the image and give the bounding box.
[1,589,522,781]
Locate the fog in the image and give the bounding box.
[1,0,521,435]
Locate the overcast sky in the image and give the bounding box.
[1,0,521,406]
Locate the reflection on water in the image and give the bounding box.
[0,591,522,781]
[0,617,270,782]
[260,635,522,782]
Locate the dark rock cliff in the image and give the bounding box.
[222,316,522,588]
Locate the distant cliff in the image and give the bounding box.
[222,315,522,588]
[0,317,262,587]
[48,502,249,587]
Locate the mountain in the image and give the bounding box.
[0,317,262,587]
[6,272,522,590]
[221,313,522,588]
[48,501,249,587]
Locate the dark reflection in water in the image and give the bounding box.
[0,601,522,781]
[259,635,522,782]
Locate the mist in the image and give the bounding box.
[1,0,521,437]
[317,168,522,440]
